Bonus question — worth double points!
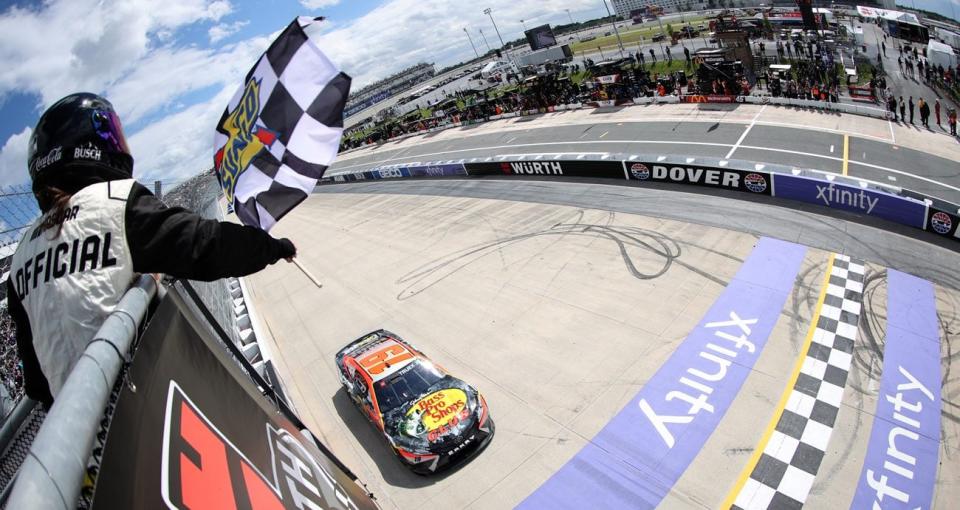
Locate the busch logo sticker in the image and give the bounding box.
[931,211,952,234]
[161,381,363,510]
[74,144,102,162]
[743,173,768,193]
[630,163,650,180]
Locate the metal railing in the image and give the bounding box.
[4,274,158,510]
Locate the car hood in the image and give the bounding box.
[385,376,478,448]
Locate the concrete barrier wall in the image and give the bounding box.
[320,153,960,244]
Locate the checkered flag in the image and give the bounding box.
[214,16,351,231]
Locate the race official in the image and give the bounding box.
[8,93,297,406]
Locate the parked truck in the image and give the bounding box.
[515,44,573,67]
[936,27,960,51]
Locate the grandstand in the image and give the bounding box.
[344,62,436,117]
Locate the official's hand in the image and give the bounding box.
[279,238,297,262]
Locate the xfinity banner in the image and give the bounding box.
[91,288,378,510]
[330,163,467,183]
[465,160,625,179]
[773,174,927,228]
[407,163,468,177]
[625,161,772,195]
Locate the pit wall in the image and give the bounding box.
[163,174,287,390]
[321,154,960,243]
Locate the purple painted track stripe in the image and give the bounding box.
[851,270,941,510]
[517,237,807,510]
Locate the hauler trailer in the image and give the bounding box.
[927,39,958,70]
[515,45,573,67]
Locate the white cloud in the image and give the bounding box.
[0,0,607,188]
[314,0,602,89]
[128,84,236,184]
[300,0,343,9]
[0,0,233,108]
[209,20,249,43]
[0,0,251,186]
[0,128,31,188]
[124,36,273,183]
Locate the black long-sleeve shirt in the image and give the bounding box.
[8,181,290,405]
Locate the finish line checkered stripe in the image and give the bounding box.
[732,255,865,510]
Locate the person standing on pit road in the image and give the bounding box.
[919,98,930,128]
[909,96,915,124]
[935,99,941,128]
[7,93,298,407]
[899,96,906,122]
[881,40,886,57]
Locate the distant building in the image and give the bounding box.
[768,0,889,7]
[611,0,706,19]
[344,62,435,118]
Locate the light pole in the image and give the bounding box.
[521,19,527,32]
[600,0,625,58]
[479,28,492,52]
[565,8,581,42]
[656,14,667,59]
[464,27,480,58]
[483,8,507,51]
[483,7,512,67]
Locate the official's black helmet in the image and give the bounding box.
[28,93,133,184]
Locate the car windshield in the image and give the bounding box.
[375,360,444,414]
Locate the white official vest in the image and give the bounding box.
[11,179,135,398]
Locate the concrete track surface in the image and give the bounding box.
[245,180,960,510]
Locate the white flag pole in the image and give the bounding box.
[291,258,323,288]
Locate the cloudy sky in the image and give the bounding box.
[0,0,615,188]
[0,0,958,190]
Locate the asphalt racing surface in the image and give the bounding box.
[244,177,960,509]
[333,103,960,205]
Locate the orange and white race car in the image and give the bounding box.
[334,330,494,474]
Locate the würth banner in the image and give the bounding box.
[91,287,377,510]
[462,160,772,196]
[465,160,625,179]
